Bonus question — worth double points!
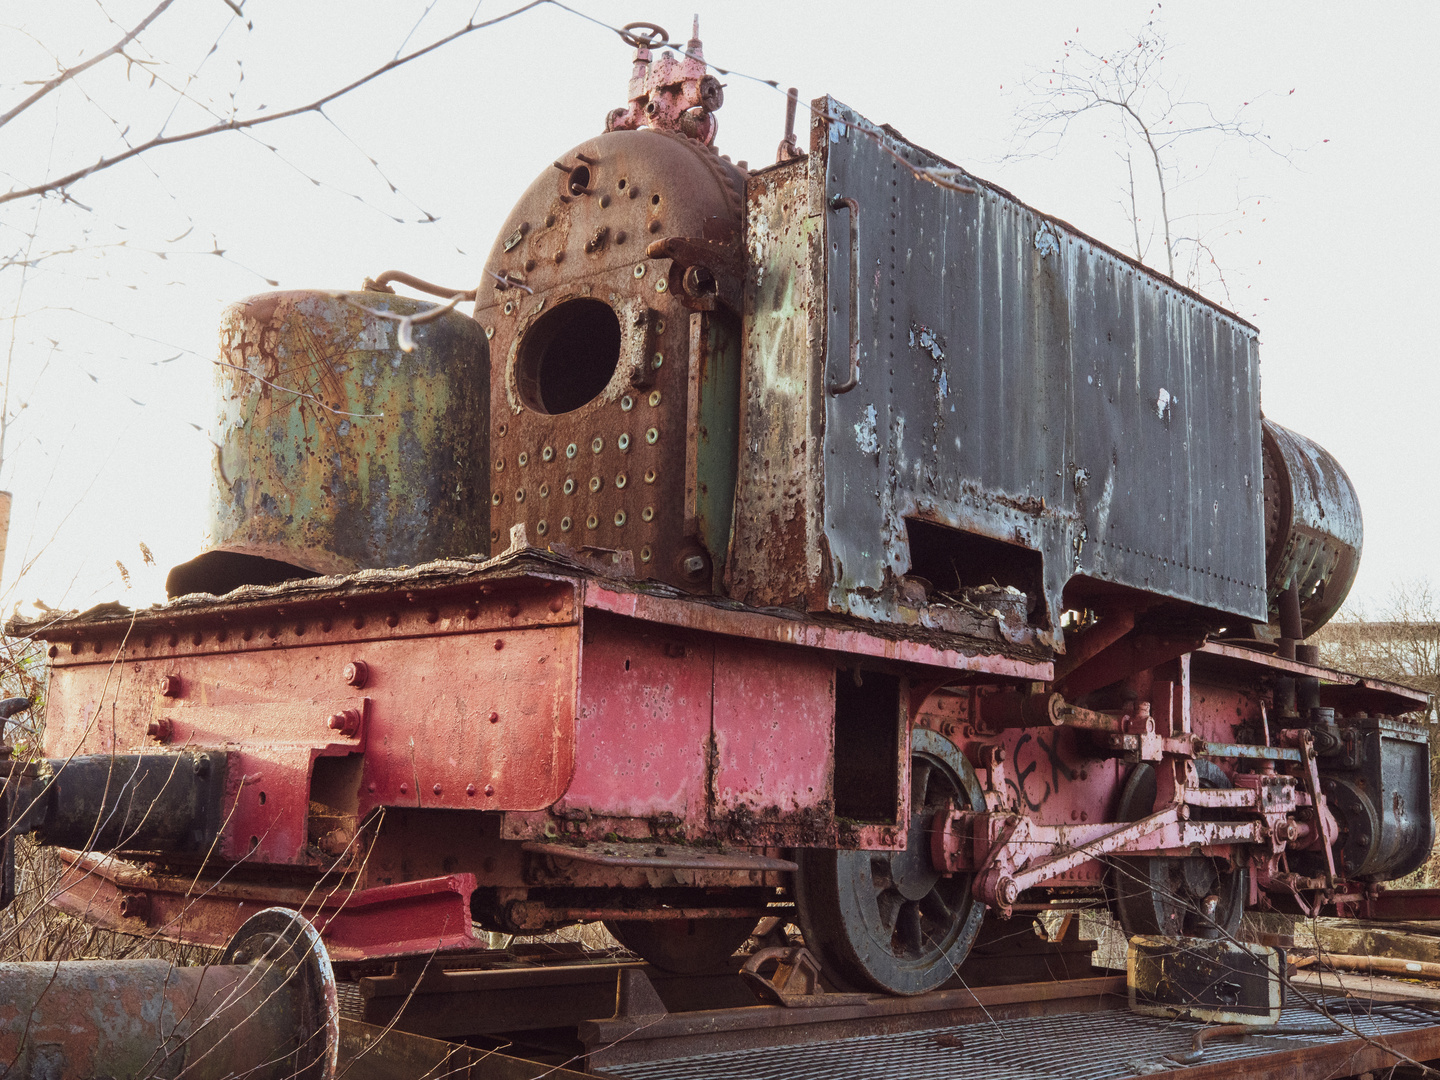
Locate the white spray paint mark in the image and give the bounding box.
[854,403,880,454]
[1034,224,1060,258]
[1155,387,1173,421]
[1094,471,1115,541]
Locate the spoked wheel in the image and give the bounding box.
[604,916,758,974]
[1111,762,1247,938]
[794,728,986,995]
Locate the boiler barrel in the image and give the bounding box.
[1261,417,1363,635]
[167,290,489,597]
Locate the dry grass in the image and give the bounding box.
[1,633,221,966]
[0,840,220,965]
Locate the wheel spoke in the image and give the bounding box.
[912,760,932,808]
[897,901,923,954]
[876,888,902,935]
[870,854,893,889]
[920,889,952,925]
[1182,855,1219,898]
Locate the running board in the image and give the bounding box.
[520,841,797,872]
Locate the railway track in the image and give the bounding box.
[331,937,1440,1080]
[6,905,1440,1078]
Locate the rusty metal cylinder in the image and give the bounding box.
[167,290,489,597]
[1261,418,1363,635]
[0,908,336,1080]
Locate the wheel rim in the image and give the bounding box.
[1111,762,1247,938]
[795,728,985,995]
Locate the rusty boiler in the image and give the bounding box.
[167,290,490,597]
[476,88,747,592]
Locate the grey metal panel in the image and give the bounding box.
[818,99,1266,629]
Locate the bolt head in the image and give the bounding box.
[343,661,369,688]
[682,555,707,577]
[158,674,181,698]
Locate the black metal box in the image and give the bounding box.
[730,99,1267,648]
[1128,935,1283,1023]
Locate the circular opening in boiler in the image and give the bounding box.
[568,165,591,195]
[515,298,621,414]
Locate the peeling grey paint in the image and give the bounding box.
[854,403,880,454]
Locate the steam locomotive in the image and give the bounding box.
[1,22,1430,996]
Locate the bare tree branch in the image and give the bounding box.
[0,0,551,208]
[1007,23,1289,295]
[0,0,179,132]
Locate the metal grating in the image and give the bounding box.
[336,980,365,1021]
[598,999,1440,1080]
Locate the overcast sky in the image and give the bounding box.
[1,0,1434,619]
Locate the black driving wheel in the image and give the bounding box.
[604,916,758,974]
[794,728,986,995]
[1111,761,1247,939]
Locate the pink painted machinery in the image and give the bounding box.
[2,22,1432,996]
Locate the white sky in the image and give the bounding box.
[1,0,1435,618]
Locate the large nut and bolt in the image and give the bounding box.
[328,708,362,738]
[996,877,1020,907]
[342,661,369,688]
